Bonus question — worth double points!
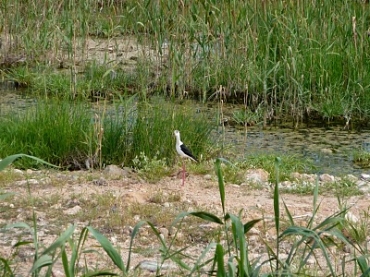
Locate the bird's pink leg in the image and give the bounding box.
[182,161,185,186]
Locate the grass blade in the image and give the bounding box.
[228,213,249,277]
[0,192,15,200]
[86,226,126,272]
[61,247,70,277]
[0,154,58,171]
[274,157,281,272]
[127,220,147,270]
[5,222,32,230]
[243,219,262,234]
[215,243,225,277]
[173,211,223,226]
[70,226,90,275]
[83,271,119,276]
[215,158,226,215]
[40,225,75,256]
[30,254,52,273]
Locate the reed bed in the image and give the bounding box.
[1,0,370,125]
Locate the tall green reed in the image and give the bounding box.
[0,98,213,169]
[2,0,370,124]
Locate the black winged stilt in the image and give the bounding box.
[174,130,197,186]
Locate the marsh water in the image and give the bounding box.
[1,89,370,176]
[223,126,370,176]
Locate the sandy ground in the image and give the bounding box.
[1,168,370,276]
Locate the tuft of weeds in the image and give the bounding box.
[133,152,171,183]
[148,190,181,204]
[353,148,370,168]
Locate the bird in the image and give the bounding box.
[174,130,198,186]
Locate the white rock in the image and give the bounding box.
[159,227,169,238]
[204,174,212,180]
[248,227,260,236]
[15,179,39,186]
[361,173,370,180]
[26,169,34,174]
[290,172,316,182]
[345,212,359,224]
[345,174,358,183]
[63,206,82,215]
[139,260,176,272]
[320,148,333,155]
[12,169,24,175]
[245,169,269,183]
[103,165,124,179]
[319,174,335,183]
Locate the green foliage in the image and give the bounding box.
[2,1,370,122]
[0,98,213,169]
[0,100,92,168]
[353,149,370,168]
[131,100,212,164]
[132,152,171,182]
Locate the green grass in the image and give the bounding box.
[0,98,214,169]
[2,1,370,124]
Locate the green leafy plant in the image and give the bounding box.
[133,151,171,182]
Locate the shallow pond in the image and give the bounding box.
[222,126,370,176]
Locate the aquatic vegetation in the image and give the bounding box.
[1,1,370,125]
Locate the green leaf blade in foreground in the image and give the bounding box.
[5,222,32,230]
[215,244,225,277]
[31,254,53,273]
[215,158,226,215]
[274,157,281,273]
[0,153,58,171]
[40,225,75,256]
[243,219,262,234]
[87,226,126,272]
[228,213,249,277]
[174,211,223,226]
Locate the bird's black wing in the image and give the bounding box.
[180,144,198,162]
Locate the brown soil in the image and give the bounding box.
[1,169,369,276]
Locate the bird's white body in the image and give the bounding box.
[174,130,197,186]
[174,130,197,162]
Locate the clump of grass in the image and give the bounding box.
[148,190,182,204]
[353,148,370,168]
[130,99,213,165]
[133,152,171,182]
[0,98,214,170]
[0,100,93,168]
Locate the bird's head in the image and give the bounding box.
[174,130,180,137]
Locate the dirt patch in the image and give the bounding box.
[1,168,369,275]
